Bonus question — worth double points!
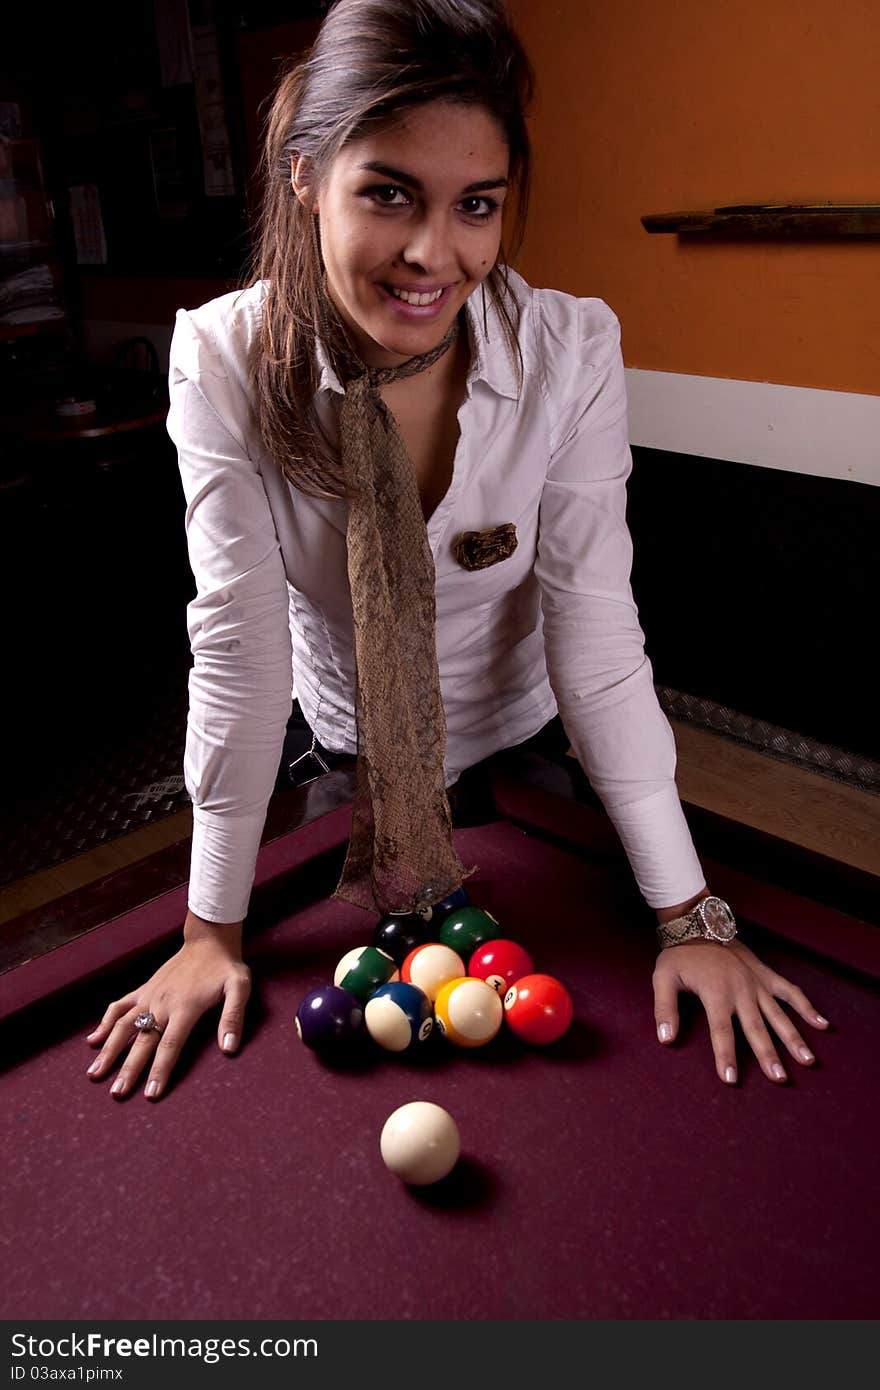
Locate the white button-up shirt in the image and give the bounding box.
[167,268,705,922]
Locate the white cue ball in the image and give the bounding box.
[379,1101,461,1186]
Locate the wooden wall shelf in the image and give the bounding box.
[642,204,880,235]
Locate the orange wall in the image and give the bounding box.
[508,0,879,394]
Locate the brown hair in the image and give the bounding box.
[240,0,535,501]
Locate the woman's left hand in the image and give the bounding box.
[652,938,830,1085]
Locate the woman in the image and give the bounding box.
[85,0,828,1101]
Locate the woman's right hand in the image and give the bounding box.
[84,914,252,1101]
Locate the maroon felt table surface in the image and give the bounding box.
[2,788,878,1321]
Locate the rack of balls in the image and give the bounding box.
[294,887,574,1185]
[295,886,573,1058]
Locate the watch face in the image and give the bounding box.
[701,896,737,941]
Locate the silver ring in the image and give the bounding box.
[133,1011,163,1036]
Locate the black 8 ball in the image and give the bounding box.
[371,912,433,967]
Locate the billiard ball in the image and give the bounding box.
[414,885,471,927]
[400,942,465,1002]
[380,1101,460,1185]
[438,906,502,956]
[433,975,503,1048]
[365,982,434,1052]
[469,938,535,994]
[372,912,433,966]
[503,973,573,1045]
[333,945,398,1003]
[295,985,365,1051]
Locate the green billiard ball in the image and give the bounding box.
[333,945,398,1003]
[438,907,502,956]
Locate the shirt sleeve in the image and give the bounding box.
[533,293,705,909]
[166,307,293,923]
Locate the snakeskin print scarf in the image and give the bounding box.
[315,286,477,915]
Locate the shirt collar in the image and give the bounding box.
[314,281,520,401]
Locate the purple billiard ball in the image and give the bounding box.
[295,985,365,1052]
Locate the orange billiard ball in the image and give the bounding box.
[400,942,465,1002]
[503,973,573,1045]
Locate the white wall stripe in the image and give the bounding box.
[625,369,880,487]
[87,320,880,488]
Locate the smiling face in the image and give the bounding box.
[293,100,510,368]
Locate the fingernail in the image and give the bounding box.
[798,1046,814,1064]
[658,1023,673,1043]
[771,1063,787,1081]
[145,1080,160,1098]
[815,1014,828,1026]
[86,1059,101,1075]
[110,1078,126,1096]
[86,1030,98,1041]
[222,1033,237,1052]
[724,1066,737,1085]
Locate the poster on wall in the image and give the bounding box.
[149,128,190,218]
[190,16,237,197]
[69,184,108,265]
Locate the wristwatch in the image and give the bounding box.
[656,895,737,950]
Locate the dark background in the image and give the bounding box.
[2,2,331,287]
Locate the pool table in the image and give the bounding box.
[2,748,878,1321]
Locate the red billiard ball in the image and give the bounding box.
[468,938,534,995]
[503,973,573,1045]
